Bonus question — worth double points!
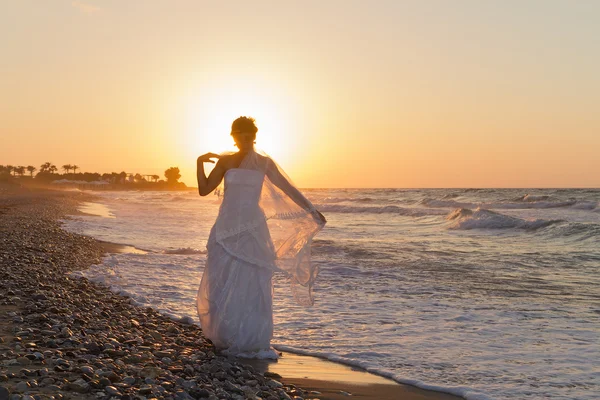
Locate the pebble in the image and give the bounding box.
[104,386,121,396]
[122,376,136,385]
[0,387,9,400]
[65,381,89,393]
[138,385,153,395]
[267,380,283,389]
[80,366,94,375]
[15,382,29,393]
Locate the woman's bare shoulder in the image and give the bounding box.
[218,154,236,168]
[255,153,274,166]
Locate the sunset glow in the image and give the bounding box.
[180,76,295,163]
[1,1,599,187]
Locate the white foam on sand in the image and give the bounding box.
[272,345,492,400]
[78,201,115,218]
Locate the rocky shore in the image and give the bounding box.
[0,188,310,400]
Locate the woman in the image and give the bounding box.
[196,116,326,358]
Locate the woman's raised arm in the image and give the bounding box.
[265,159,326,225]
[197,153,226,196]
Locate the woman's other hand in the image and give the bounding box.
[312,210,327,226]
[197,153,221,164]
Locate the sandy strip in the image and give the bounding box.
[242,352,462,400]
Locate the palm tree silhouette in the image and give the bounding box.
[62,164,72,174]
[27,166,37,177]
[49,164,58,174]
[6,165,15,176]
[15,166,26,177]
[72,165,79,174]
[40,162,52,173]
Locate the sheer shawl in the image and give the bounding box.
[214,149,324,306]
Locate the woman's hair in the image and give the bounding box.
[231,116,258,135]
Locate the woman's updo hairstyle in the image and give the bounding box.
[231,116,258,135]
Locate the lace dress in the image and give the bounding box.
[197,151,323,358]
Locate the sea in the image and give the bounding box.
[62,188,600,400]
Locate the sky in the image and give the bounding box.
[1,0,599,188]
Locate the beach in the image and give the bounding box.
[0,185,460,400]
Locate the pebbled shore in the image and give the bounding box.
[0,187,310,400]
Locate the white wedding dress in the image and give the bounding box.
[197,150,323,358]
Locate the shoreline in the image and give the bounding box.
[0,186,464,400]
[242,352,462,400]
[89,238,463,400]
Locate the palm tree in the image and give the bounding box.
[40,162,52,173]
[15,166,26,177]
[48,164,58,174]
[72,165,79,174]
[151,174,160,182]
[26,166,37,177]
[62,164,72,174]
[6,165,15,176]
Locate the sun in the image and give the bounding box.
[182,78,296,165]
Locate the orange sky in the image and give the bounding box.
[1,1,599,188]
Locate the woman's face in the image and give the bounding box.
[231,131,255,151]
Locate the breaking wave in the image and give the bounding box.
[316,204,444,217]
[320,196,376,203]
[446,208,562,230]
[423,196,596,211]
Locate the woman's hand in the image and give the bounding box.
[197,153,221,164]
[311,209,327,226]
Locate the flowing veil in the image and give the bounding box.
[214,149,324,306]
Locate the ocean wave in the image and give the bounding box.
[540,222,600,240]
[423,196,596,211]
[495,200,578,209]
[163,247,207,255]
[319,196,377,203]
[442,193,461,199]
[313,239,391,261]
[513,194,551,202]
[570,201,598,210]
[316,204,443,217]
[421,198,476,208]
[446,208,561,230]
[169,196,194,202]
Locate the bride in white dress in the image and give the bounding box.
[196,117,326,358]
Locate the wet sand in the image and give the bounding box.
[243,352,462,400]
